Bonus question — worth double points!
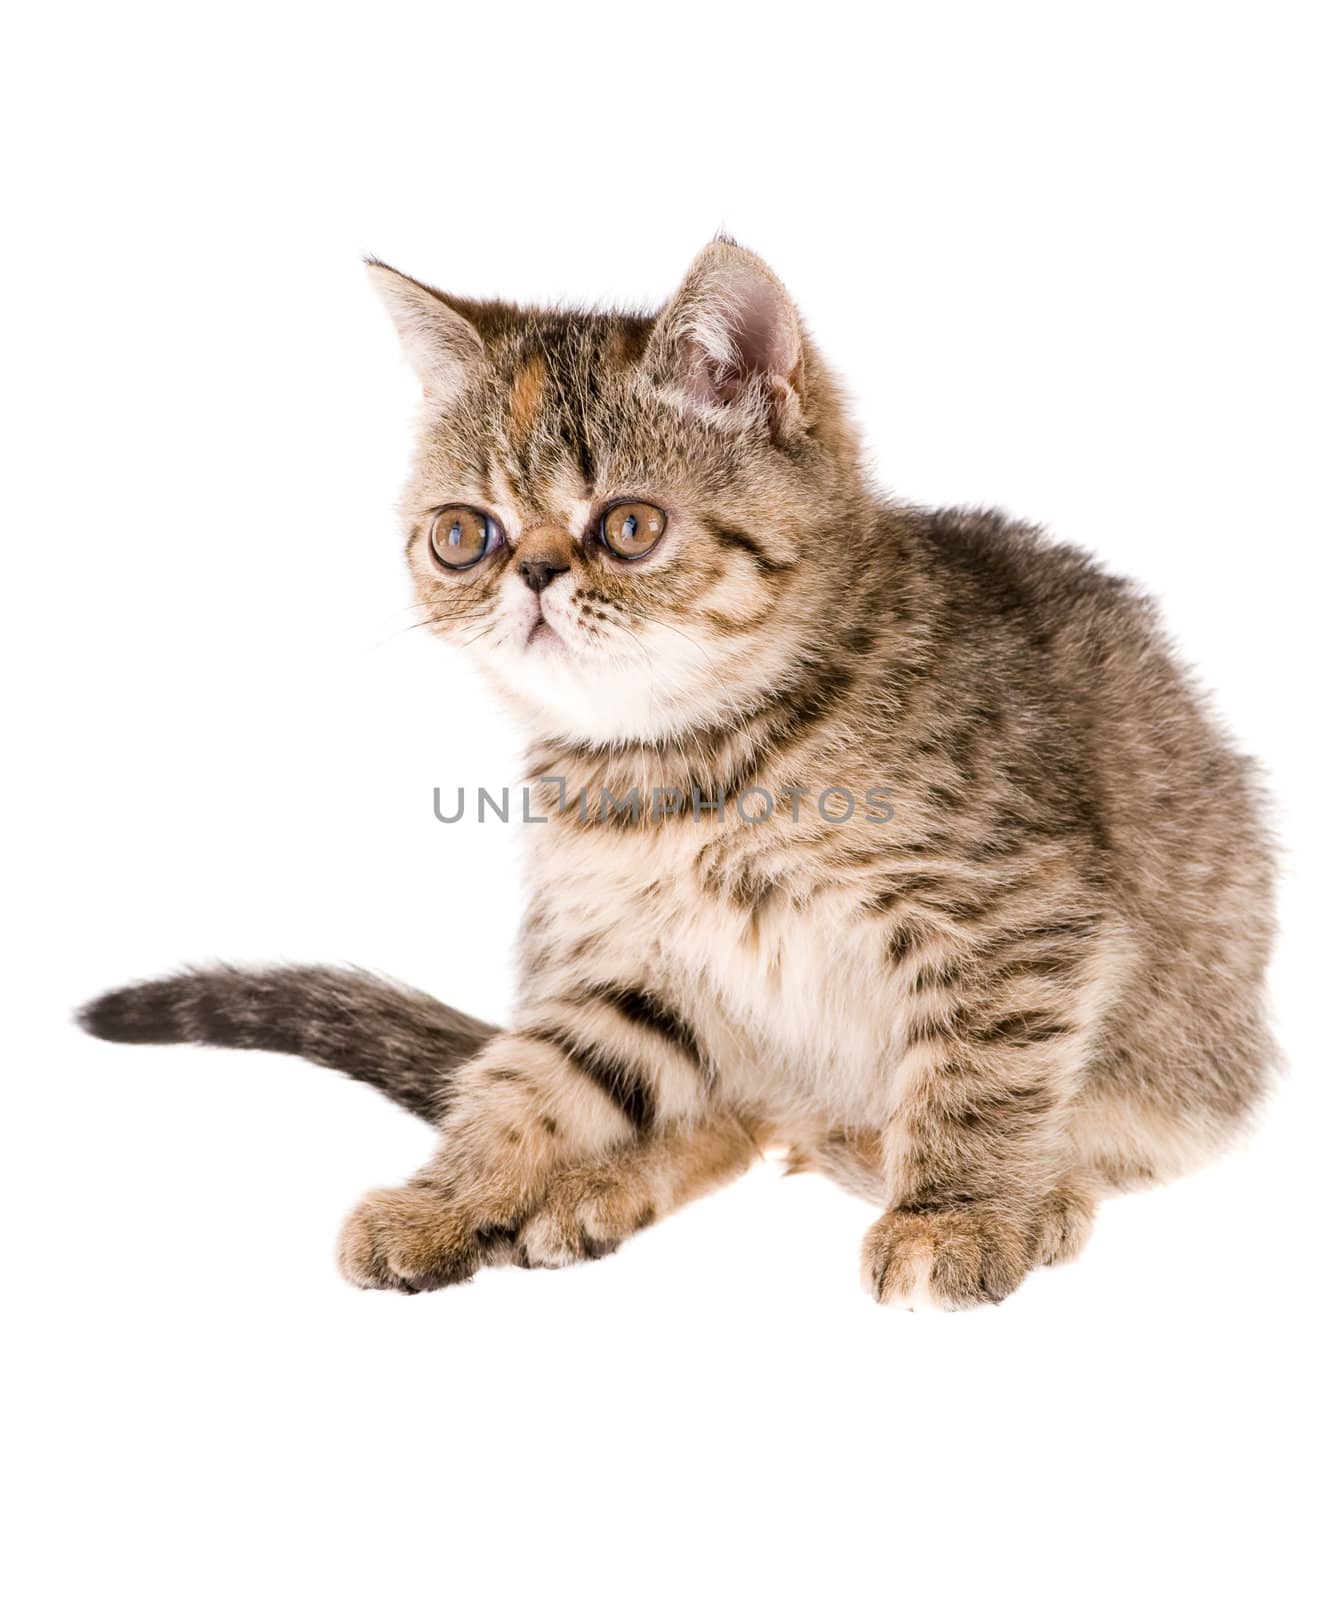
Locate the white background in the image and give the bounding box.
[4,4,1315,1596]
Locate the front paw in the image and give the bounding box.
[337,1184,480,1293]
[516,1169,657,1269]
[862,1204,1033,1310]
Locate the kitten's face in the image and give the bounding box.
[375,244,856,746]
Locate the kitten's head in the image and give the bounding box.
[372,241,866,747]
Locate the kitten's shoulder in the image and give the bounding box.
[912,503,1151,625]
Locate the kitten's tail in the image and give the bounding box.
[76,964,499,1124]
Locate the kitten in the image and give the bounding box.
[79,240,1277,1309]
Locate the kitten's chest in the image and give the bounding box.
[536,824,907,1117]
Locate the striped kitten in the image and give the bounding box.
[80,240,1277,1309]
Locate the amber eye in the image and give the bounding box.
[600,501,667,561]
[429,506,502,570]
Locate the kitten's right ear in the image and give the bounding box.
[645,239,806,440]
[366,260,485,404]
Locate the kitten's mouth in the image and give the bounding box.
[525,613,562,652]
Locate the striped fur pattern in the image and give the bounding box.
[80,241,1277,1308]
[80,965,497,1122]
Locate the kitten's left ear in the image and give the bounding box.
[646,240,805,440]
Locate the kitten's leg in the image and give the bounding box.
[513,1113,762,1268]
[863,931,1106,1310]
[337,986,723,1292]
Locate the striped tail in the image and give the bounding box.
[76,964,499,1124]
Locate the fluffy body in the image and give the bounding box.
[81,242,1276,1308]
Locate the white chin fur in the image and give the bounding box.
[477,605,721,745]
[495,644,702,744]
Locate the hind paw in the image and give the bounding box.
[1035,1177,1096,1266]
[863,1204,1035,1310]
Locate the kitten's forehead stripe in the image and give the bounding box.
[508,356,548,447]
[484,315,654,512]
